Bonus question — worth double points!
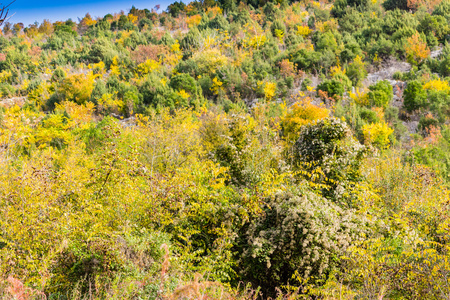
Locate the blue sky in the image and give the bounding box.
[4,0,174,26]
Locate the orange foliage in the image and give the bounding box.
[406,32,430,65]
[131,44,169,64]
[206,6,222,18]
[284,5,307,29]
[186,15,202,28]
[424,125,442,145]
[7,276,45,300]
[28,46,42,58]
[407,0,442,12]
[279,59,296,78]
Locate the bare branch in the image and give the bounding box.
[0,1,15,27]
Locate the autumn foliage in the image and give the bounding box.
[1,0,450,298]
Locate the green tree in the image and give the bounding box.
[347,55,367,86]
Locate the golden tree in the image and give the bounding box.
[406,32,430,65]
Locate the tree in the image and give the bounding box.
[2,20,11,34]
[406,32,430,65]
[383,0,409,10]
[12,22,23,35]
[167,1,186,17]
[38,19,53,34]
[347,55,368,86]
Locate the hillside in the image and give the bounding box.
[2,0,450,298]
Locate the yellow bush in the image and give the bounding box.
[88,61,106,74]
[296,25,312,37]
[246,34,267,49]
[274,29,285,42]
[281,97,329,144]
[97,93,124,114]
[34,114,73,148]
[55,101,95,129]
[0,105,42,149]
[210,77,224,95]
[362,121,393,149]
[116,31,133,46]
[137,59,160,75]
[192,48,228,74]
[171,41,181,53]
[349,88,369,106]
[423,78,450,92]
[128,14,138,24]
[177,89,191,100]
[206,6,222,18]
[110,55,121,75]
[329,64,346,77]
[27,82,48,107]
[0,70,12,84]
[58,72,96,104]
[263,82,277,100]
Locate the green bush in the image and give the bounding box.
[403,80,427,112]
[418,115,440,133]
[317,74,352,99]
[433,0,450,22]
[51,68,66,83]
[139,74,173,108]
[383,0,408,11]
[439,43,450,77]
[385,106,408,141]
[88,38,118,66]
[367,80,393,108]
[169,73,197,95]
[270,19,286,37]
[0,83,16,98]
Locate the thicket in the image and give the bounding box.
[1,0,450,298]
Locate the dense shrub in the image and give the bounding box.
[58,73,96,105]
[293,117,367,202]
[3,1,450,298]
[238,187,370,296]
